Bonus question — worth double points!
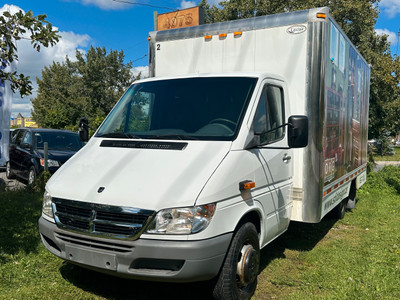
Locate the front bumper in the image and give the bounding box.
[39,216,232,282]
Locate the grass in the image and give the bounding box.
[254,167,400,299]
[1,168,400,299]
[373,145,400,161]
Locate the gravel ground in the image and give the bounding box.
[0,168,25,190]
[373,161,400,171]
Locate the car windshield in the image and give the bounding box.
[34,132,83,151]
[95,77,257,141]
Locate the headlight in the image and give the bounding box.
[40,159,60,167]
[146,204,216,234]
[42,191,53,219]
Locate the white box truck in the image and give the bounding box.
[39,7,370,299]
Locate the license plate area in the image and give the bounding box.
[65,245,117,271]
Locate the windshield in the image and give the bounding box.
[34,132,83,151]
[96,77,257,141]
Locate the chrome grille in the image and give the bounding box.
[52,198,155,240]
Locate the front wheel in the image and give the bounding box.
[213,222,260,300]
[6,161,14,179]
[28,167,37,185]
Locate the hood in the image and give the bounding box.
[36,149,78,163]
[47,138,231,211]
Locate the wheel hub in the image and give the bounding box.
[237,244,259,286]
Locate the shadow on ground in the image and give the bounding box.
[60,216,337,299]
[0,189,43,263]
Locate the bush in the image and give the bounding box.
[365,165,400,194]
[373,130,395,156]
[30,171,52,193]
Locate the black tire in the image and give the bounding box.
[28,166,36,185]
[5,161,14,179]
[213,222,260,300]
[331,199,346,219]
[345,183,357,209]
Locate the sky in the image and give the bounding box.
[1,0,399,119]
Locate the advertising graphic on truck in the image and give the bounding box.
[39,7,370,299]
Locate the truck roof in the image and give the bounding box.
[133,72,285,85]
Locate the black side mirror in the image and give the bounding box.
[288,115,308,148]
[20,143,32,150]
[79,117,89,142]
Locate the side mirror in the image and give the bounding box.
[288,115,308,148]
[78,117,89,142]
[20,143,32,150]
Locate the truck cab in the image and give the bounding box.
[39,73,307,298]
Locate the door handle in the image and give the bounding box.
[282,154,291,163]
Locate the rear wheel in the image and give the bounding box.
[345,182,357,209]
[213,222,260,300]
[332,199,346,219]
[5,161,14,179]
[28,167,36,185]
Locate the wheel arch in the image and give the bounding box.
[234,209,262,236]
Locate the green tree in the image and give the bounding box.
[0,9,59,96]
[199,0,400,138]
[32,46,135,130]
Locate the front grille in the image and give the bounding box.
[52,198,155,240]
[55,232,134,253]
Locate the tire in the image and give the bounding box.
[28,166,36,185]
[331,199,346,219]
[345,183,357,209]
[5,161,14,179]
[213,222,260,300]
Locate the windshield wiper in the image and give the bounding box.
[97,132,141,139]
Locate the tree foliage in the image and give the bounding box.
[199,0,400,138]
[0,9,59,96]
[32,46,135,130]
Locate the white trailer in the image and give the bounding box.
[39,7,370,299]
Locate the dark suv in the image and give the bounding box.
[6,128,83,184]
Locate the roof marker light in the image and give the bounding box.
[204,35,212,40]
[219,33,227,39]
[234,31,242,37]
[317,13,326,19]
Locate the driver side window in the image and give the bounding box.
[21,131,32,146]
[253,85,285,144]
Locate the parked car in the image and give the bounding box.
[6,128,83,184]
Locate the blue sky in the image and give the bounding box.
[1,0,399,118]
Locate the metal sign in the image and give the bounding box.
[156,6,204,31]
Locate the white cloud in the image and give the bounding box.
[0,4,21,14]
[11,31,91,118]
[380,0,400,18]
[180,1,197,9]
[1,4,92,117]
[17,31,91,76]
[375,28,397,45]
[132,66,149,79]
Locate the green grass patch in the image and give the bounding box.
[254,167,400,299]
[1,168,400,299]
[374,146,400,161]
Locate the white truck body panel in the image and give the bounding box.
[149,6,370,222]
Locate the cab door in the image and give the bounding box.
[18,130,34,180]
[250,80,293,243]
[9,129,25,177]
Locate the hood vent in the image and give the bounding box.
[100,140,188,150]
